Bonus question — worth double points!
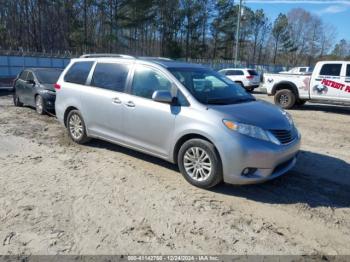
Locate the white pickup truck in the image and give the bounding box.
[262,61,350,109]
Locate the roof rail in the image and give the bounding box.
[80,53,135,59]
[138,56,173,61]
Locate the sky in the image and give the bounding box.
[244,0,350,42]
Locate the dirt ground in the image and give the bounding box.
[0,90,349,255]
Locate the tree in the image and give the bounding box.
[272,13,294,64]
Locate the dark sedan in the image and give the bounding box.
[13,68,63,115]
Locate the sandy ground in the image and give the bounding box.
[0,90,349,255]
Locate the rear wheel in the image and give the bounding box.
[245,86,254,92]
[274,89,296,109]
[66,110,91,144]
[35,95,45,115]
[13,90,23,107]
[178,139,222,189]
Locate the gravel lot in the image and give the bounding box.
[0,90,349,255]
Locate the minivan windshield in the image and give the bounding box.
[36,69,63,84]
[169,67,255,105]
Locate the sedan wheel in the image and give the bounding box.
[35,95,45,115]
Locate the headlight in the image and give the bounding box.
[223,120,272,142]
[41,89,56,95]
[279,109,294,126]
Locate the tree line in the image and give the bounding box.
[0,0,349,66]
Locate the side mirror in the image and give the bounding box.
[26,79,35,85]
[152,90,174,104]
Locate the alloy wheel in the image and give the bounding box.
[69,114,84,140]
[36,96,44,114]
[183,147,212,181]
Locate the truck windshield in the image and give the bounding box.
[169,67,255,105]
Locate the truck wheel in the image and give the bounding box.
[274,89,296,109]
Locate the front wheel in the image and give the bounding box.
[35,95,45,115]
[178,139,222,189]
[66,110,91,144]
[274,89,296,109]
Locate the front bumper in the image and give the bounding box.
[216,131,301,185]
[41,93,56,110]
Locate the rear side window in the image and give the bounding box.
[346,65,350,77]
[319,64,342,76]
[299,68,307,73]
[91,63,130,92]
[226,70,244,76]
[247,70,258,76]
[64,61,94,85]
[19,70,28,80]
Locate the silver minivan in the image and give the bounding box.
[55,54,301,188]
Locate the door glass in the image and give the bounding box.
[91,63,130,92]
[131,66,172,99]
[346,65,350,77]
[233,70,244,75]
[19,70,28,80]
[319,64,341,76]
[64,61,94,85]
[27,72,34,81]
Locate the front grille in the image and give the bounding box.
[269,129,295,144]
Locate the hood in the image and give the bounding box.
[208,100,292,130]
[40,83,56,92]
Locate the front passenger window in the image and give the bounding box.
[131,66,172,99]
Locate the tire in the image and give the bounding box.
[13,90,23,107]
[274,89,296,109]
[245,86,254,92]
[178,139,222,189]
[66,110,91,144]
[35,95,45,115]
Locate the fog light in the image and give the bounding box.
[241,168,257,177]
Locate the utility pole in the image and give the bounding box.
[234,0,243,67]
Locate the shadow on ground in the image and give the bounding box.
[294,103,350,116]
[0,89,12,97]
[212,150,350,208]
[87,138,350,208]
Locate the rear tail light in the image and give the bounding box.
[54,83,61,90]
[246,75,253,79]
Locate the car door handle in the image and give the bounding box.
[125,101,135,108]
[315,78,322,81]
[112,97,122,104]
